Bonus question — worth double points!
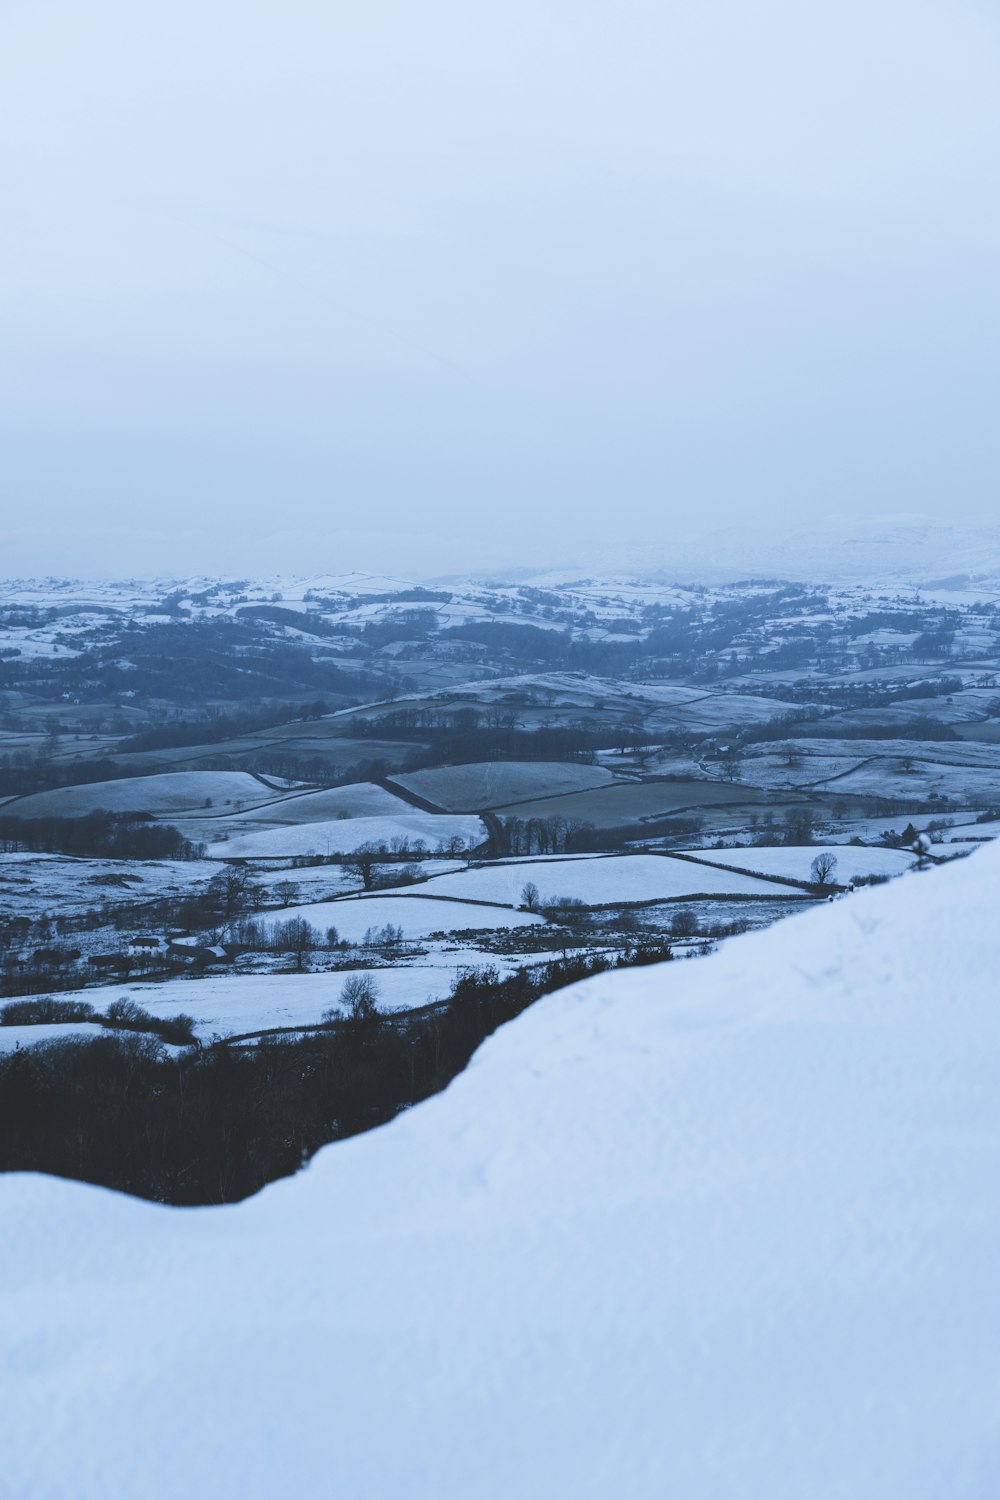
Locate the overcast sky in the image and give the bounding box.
[2,0,1000,578]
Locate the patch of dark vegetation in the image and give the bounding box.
[0,811,197,860]
[0,945,672,1206]
[116,697,333,753]
[0,756,150,801]
[0,995,197,1045]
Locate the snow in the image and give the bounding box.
[380,853,799,905]
[688,844,918,883]
[1,771,274,819]
[0,853,223,920]
[0,1023,108,1054]
[947,820,1000,842]
[264,893,547,941]
[389,760,617,811]
[214,781,412,823]
[4,839,1000,1496]
[72,966,477,1038]
[214,813,485,858]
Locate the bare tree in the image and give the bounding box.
[810,852,838,888]
[271,917,319,971]
[321,972,382,1027]
[344,843,382,891]
[719,751,741,782]
[341,973,381,1021]
[520,880,540,912]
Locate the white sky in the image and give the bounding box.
[2,0,1000,577]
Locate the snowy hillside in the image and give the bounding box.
[4,845,1000,1497]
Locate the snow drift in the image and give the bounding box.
[3,843,1000,1498]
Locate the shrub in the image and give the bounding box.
[1,997,96,1026]
[102,999,196,1046]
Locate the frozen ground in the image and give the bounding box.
[205,781,411,824]
[0,853,222,920]
[380,854,796,906]
[0,1022,108,1054]
[264,893,548,943]
[388,760,617,811]
[4,836,1000,1496]
[1,771,275,819]
[688,845,918,883]
[492,778,773,829]
[71,964,482,1039]
[214,813,485,858]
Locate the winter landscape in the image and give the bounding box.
[4,555,1000,1495]
[2,555,998,1183]
[7,0,1000,1494]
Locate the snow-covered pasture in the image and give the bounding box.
[1,771,276,820]
[688,845,917,884]
[70,965,476,1040]
[766,736,1000,769]
[494,778,773,830]
[215,781,411,824]
[731,752,875,789]
[815,812,975,845]
[155,781,418,843]
[211,813,485,858]
[817,760,1000,804]
[0,853,222,920]
[388,760,617,811]
[381,854,796,907]
[262,894,547,943]
[729,737,1000,806]
[0,1022,108,1054]
[629,685,798,731]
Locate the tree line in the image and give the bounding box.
[0,811,198,860]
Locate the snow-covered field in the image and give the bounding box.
[730,738,1000,804]
[945,820,1000,842]
[266,894,547,942]
[210,781,411,824]
[5,833,1000,1496]
[1,771,275,819]
[388,760,617,811]
[493,778,771,829]
[0,852,222,919]
[213,813,485,858]
[380,854,796,906]
[629,686,798,730]
[765,736,1000,770]
[813,759,1000,804]
[817,812,977,845]
[0,1022,108,1054]
[689,845,918,883]
[69,965,476,1038]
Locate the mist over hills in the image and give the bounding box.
[7,515,1000,597]
[453,516,1000,591]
